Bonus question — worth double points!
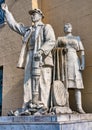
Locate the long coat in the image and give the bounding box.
[17,23,55,69]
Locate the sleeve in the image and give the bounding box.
[77,36,84,51]
[5,10,28,36]
[40,24,56,55]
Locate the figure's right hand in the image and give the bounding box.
[1,3,8,11]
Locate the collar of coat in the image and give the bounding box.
[23,21,44,43]
[31,21,44,28]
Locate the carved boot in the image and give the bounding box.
[75,89,85,114]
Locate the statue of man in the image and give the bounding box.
[57,23,85,113]
[2,4,55,111]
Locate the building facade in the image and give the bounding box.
[0,0,92,115]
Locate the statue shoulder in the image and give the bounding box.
[73,36,81,41]
[43,24,55,40]
[43,24,54,31]
[44,24,52,28]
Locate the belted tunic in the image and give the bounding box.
[57,35,84,89]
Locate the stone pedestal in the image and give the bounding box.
[0,114,92,130]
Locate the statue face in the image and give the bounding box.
[64,23,72,33]
[31,12,42,22]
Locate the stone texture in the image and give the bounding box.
[0,114,92,123]
[0,0,92,115]
[0,114,92,130]
[52,80,67,106]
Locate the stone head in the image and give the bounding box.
[29,9,44,23]
[64,23,72,34]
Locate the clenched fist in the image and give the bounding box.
[1,3,8,11]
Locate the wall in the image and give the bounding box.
[39,0,92,113]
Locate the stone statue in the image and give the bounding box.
[2,4,55,115]
[56,23,85,113]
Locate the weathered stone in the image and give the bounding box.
[52,80,67,106]
[0,114,92,130]
[51,106,72,114]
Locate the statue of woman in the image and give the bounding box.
[57,23,85,113]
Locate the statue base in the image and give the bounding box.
[0,114,92,130]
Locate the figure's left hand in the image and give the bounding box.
[34,50,43,58]
[79,64,85,71]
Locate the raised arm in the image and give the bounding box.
[1,3,28,36]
